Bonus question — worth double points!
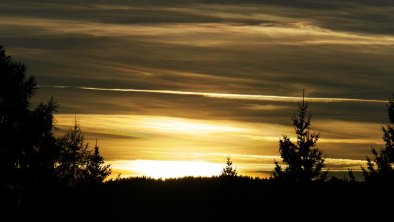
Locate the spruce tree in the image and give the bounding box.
[362,95,394,183]
[221,156,237,177]
[84,140,111,184]
[57,121,89,186]
[272,91,326,182]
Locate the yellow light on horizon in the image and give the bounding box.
[54,114,381,179]
[109,160,223,179]
[106,157,368,180]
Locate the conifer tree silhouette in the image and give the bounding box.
[57,120,112,185]
[362,95,394,183]
[84,139,111,184]
[221,156,237,177]
[0,45,59,191]
[272,90,326,182]
[57,120,89,186]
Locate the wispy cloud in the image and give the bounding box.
[55,114,382,163]
[2,17,394,46]
[3,0,393,179]
[41,85,386,103]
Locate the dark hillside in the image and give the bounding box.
[11,176,393,221]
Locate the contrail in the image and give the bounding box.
[39,85,386,103]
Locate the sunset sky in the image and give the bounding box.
[2,0,394,178]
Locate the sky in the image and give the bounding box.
[1,0,394,179]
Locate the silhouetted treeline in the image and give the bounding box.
[2,43,394,220]
[14,176,394,221]
[272,90,394,184]
[0,45,110,208]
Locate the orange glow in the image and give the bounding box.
[55,114,377,179]
[109,160,223,179]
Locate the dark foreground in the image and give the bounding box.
[4,177,394,221]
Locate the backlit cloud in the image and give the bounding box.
[2,0,393,178]
[41,85,387,103]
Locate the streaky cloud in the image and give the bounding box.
[40,85,386,103]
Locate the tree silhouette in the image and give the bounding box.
[272,91,326,182]
[84,139,111,184]
[362,95,394,183]
[29,98,60,185]
[347,169,356,182]
[221,156,237,177]
[388,95,394,123]
[56,121,112,186]
[57,121,89,186]
[0,45,59,191]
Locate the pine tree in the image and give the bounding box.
[272,91,326,182]
[221,156,237,177]
[57,120,89,186]
[362,95,394,183]
[84,139,111,184]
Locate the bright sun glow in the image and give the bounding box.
[55,114,380,179]
[109,160,224,179]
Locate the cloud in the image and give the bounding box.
[54,114,383,162]
[41,85,386,103]
[3,2,394,99]
[2,0,393,175]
